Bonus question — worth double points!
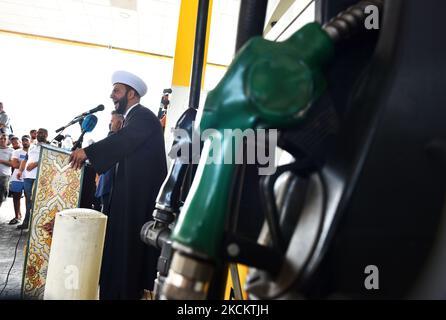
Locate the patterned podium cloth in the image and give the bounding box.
[22,145,83,300]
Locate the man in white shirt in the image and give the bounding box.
[17,128,48,230]
[8,135,31,225]
[10,136,21,150]
[29,129,37,146]
[0,133,12,207]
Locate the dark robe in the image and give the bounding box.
[84,104,167,300]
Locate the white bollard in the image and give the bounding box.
[44,208,107,300]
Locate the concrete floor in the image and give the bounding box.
[0,195,27,300]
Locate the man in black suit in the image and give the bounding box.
[70,70,167,299]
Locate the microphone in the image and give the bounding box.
[55,105,104,133]
[81,115,98,133]
[71,115,98,151]
[80,104,104,117]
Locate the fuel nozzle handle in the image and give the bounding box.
[163,0,386,299]
[141,108,198,250]
[170,22,334,260]
[162,23,334,300]
[154,107,197,214]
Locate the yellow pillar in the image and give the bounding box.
[167,1,250,300]
[224,264,249,300]
[165,0,213,154]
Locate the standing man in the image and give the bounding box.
[10,136,21,150]
[0,134,12,207]
[0,102,12,135]
[29,129,37,145]
[95,110,124,214]
[70,70,167,300]
[8,135,31,225]
[16,128,48,230]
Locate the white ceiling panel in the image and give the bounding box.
[90,16,112,35]
[110,0,136,11]
[0,0,33,5]
[0,1,36,16]
[84,3,111,17]
[35,7,64,20]
[32,0,59,10]
[0,0,240,65]
[58,0,85,13]
[0,13,44,27]
[84,0,110,5]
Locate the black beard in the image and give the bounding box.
[116,95,128,115]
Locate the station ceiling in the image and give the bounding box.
[0,0,242,65]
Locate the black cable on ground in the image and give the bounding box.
[0,229,24,297]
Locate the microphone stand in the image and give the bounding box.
[55,115,85,133]
[71,119,86,151]
[71,131,87,151]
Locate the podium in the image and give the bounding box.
[20,145,94,299]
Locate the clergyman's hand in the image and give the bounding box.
[69,148,87,170]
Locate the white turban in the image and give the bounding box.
[112,70,148,97]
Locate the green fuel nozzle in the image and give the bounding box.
[172,22,334,259]
[161,22,334,300]
[163,0,385,299]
